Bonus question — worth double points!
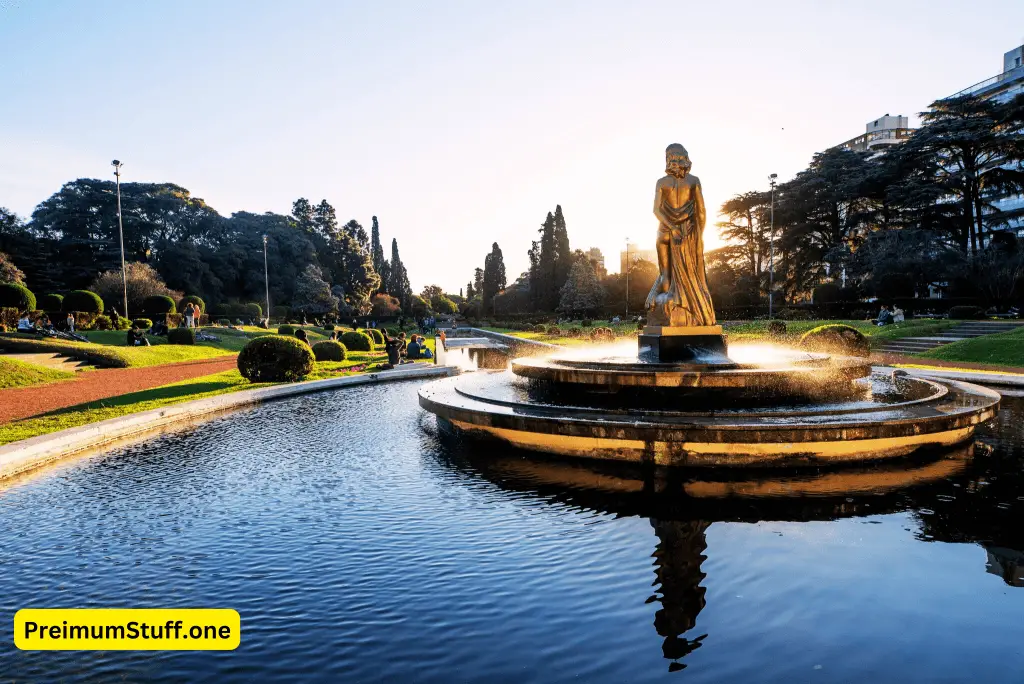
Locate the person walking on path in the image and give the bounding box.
[66,312,75,333]
[184,303,195,329]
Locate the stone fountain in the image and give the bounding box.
[419,144,999,466]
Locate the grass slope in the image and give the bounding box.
[0,334,234,368]
[0,357,77,389]
[918,326,1024,367]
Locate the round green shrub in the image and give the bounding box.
[217,318,231,326]
[312,340,347,361]
[322,324,335,332]
[143,295,176,316]
[245,302,263,319]
[167,327,196,345]
[133,318,153,329]
[590,326,614,341]
[112,315,131,331]
[92,315,113,331]
[948,305,983,320]
[39,293,63,311]
[237,335,315,382]
[361,328,384,347]
[799,324,869,357]
[341,330,374,352]
[0,282,37,311]
[278,324,296,335]
[63,289,102,314]
[179,295,206,313]
[271,305,290,319]
[767,320,787,337]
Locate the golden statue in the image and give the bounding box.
[645,144,716,327]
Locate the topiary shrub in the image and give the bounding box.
[217,318,231,326]
[167,327,196,345]
[245,302,263,320]
[237,335,315,382]
[271,305,290,320]
[948,305,984,320]
[590,326,614,341]
[278,324,296,335]
[361,328,384,347]
[112,315,131,331]
[92,315,113,331]
[799,324,869,357]
[133,318,153,330]
[143,295,176,316]
[166,313,184,328]
[581,319,593,327]
[546,325,562,336]
[179,295,206,313]
[322,324,335,332]
[0,307,19,329]
[312,340,347,362]
[341,330,374,352]
[39,293,64,311]
[0,282,36,311]
[767,320,787,337]
[63,289,103,314]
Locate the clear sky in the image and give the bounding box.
[2,0,1023,293]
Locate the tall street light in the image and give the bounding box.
[112,160,128,319]
[262,234,270,324]
[624,238,630,314]
[768,173,778,319]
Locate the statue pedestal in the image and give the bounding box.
[638,325,728,364]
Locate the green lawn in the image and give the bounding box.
[0,357,78,389]
[0,334,234,368]
[0,350,431,446]
[917,327,1024,367]
[722,319,959,346]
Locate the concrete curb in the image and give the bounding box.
[460,328,561,351]
[0,364,457,481]
[874,365,1024,390]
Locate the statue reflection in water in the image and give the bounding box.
[429,424,1024,673]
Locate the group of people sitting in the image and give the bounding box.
[874,305,905,326]
[380,331,432,369]
[18,312,77,334]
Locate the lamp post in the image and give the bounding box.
[768,173,778,319]
[262,234,270,325]
[624,238,630,314]
[111,160,128,319]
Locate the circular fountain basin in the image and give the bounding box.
[512,348,870,390]
[418,371,1000,467]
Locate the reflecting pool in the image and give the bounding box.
[1,381,1023,682]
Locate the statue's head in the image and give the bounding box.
[665,143,691,178]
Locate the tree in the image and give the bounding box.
[387,238,412,309]
[431,294,458,314]
[0,251,25,284]
[420,284,445,301]
[558,255,604,317]
[481,242,507,314]
[553,204,573,297]
[91,262,182,315]
[473,268,484,295]
[370,293,400,317]
[717,191,771,299]
[292,264,339,314]
[370,216,389,294]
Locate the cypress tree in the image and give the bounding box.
[553,204,572,298]
[388,238,412,310]
[482,242,507,314]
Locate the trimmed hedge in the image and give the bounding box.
[341,330,374,352]
[64,289,103,314]
[39,293,64,311]
[799,324,869,357]
[767,320,787,337]
[245,302,263,319]
[361,328,384,346]
[948,305,984,320]
[312,340,347,362]
[133,318,153,330]
[167,327,196,345]
[278,324,296,335]
[143,295,176,316]
[0,282,36,311]
[0,307,19,329]
[179,295,206,313]
[237,335,315,382]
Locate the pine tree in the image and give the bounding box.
[473,267,484,294]
[482,242,507,314]
[388,238,412,310]
[553,205,572,297]
[558,255,604,317]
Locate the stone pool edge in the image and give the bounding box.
[0,364,458,481]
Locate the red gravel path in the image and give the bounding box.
[0,356,238,424]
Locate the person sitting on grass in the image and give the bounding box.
[294,329,310,346]
[126,323,150,346]
[397,331,408,359]
[17,314,35,333]
[406,335,433,360]
[875,305,893,327]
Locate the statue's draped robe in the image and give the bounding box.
[645,197,717,326]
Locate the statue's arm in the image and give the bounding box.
[694,179,706,231]
[652,183,671,226]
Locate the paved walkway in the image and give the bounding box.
[0,356,238,424]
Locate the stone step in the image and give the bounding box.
[0,352,91,372]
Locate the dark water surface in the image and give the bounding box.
[1,381,1023,683]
